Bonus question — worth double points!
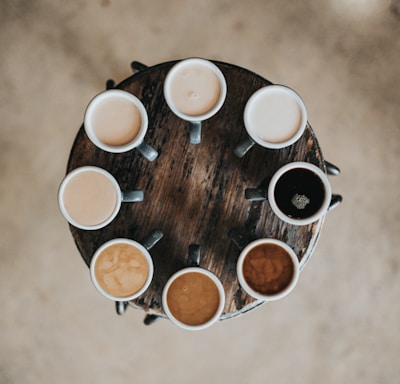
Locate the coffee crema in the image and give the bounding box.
[242,243,294,295]
[169,63,221,116]
[94,243,149,298]
[91,96,142,146]
[274,168,325,219]
[166,272,220,326]
[248,88,302,143]
[62,169,118,227]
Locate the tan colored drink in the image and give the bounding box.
[91,96,142,146]
[94,243,150,298]
[248,89,302,143]
[90,238,155,301]
[61,168,118,227]
[168,63,221,116]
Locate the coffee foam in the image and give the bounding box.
[94,243,149,298]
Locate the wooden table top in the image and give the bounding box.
[66,60,326,321]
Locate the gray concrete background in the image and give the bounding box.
[1,1,399,383]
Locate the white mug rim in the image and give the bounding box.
[237,238,300,301]
[90,238,154,302]
[162,267,225,331]
[268,161,332,225]
[58,166,121,230]
[84,89,148,153]
[244,85,308,149]
[163,58,227,122]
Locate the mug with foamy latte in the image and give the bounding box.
[90,230,163,302]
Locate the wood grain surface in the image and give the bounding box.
[66,60,326,320]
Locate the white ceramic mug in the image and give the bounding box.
[90,238,156,302]
[84,89,158,161]
[162,245,225,331]
[163,58,227,144]
[234,85,307,157]
[58,166,143,230]
[237,238,299,301]
[268,162,332,225]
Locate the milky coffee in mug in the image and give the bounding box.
[245,85,307,148]
[90,239,154,301]
[58,166,143,230]
[84,90,158,161]
[164,58,227,122]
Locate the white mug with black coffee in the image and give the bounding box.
[246,162,332,225]
[84,89,158,161]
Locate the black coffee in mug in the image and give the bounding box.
[274,167,325,220]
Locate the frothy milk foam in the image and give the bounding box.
[169,63,221,116]
[248,88,302,143]
[91,95,142,146]
[94,243,149,298]
[62,169,118,227]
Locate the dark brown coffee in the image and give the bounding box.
[274,167,325,219]
[242,243,294,295]
[166,272,220,326]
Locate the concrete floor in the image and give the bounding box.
[1,0,399,383]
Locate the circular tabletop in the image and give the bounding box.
[66,60,326,321]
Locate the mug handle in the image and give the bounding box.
[188,244,201,266]
[325,160,341,176]
[121,190,144,202]
[233,136,255,158]
[189,122,202,145]
[137,141,158,162]
[228,229,249,251]
[142,229,164,251]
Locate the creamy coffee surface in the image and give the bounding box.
[166,272,220,326]
[248,89,302,143]
[91,96,141,146]
[169,64,221,116]
[63,170,118,226]
[95,243,149,297]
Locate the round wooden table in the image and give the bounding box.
[66,60,330,323]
